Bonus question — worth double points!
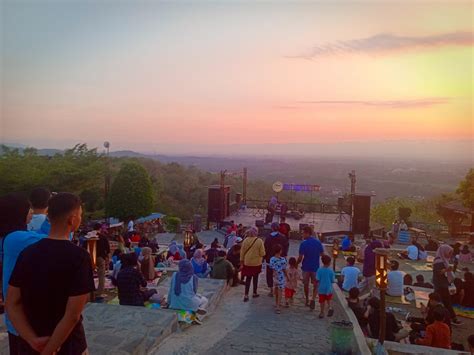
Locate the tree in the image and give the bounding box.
[106,161,154,220]
[457,169,474,209]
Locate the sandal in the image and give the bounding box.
[275,308,281,314]
[309,300,316,310]
[252,294,260,298]
[243,296,249,302]
[328,308,334,317]
[318,313,324,319]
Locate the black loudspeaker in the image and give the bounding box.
[352,194,371,235]
[208,186,231,223]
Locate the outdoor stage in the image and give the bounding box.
[223,207,350,234]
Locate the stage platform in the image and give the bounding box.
[223,208,350,234]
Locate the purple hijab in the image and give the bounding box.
[174,259,198,296]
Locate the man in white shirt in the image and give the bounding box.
[27,188,51,232]
[387,260,405,297]
[340,257,361,291]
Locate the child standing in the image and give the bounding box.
[316,254,335,318]
[285,257,300,307]
[269,244,288,314]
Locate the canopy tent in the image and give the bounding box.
[135,212,166,224]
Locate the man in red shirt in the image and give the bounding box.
[416,308,451,349]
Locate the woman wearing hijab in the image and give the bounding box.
[432,244,462,324]
[191,249,210,278]
[140,247,156,281]
[167,241,182,260]
[167,259,208,312]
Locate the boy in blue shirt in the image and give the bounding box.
[316,254,335,319]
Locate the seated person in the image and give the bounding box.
[415,308,451,349]
[403,274,413,286]
[347,287,368,335]
[167,241,186,261]
[340,257,360,291]
[140,247,157,281]
[341,235,356,252]
[191,249,210,278]
[226,244,242,286]
[117,253,157,306]
[211,250,235,284]
[425,238,439,252]
[205,239,220,265]
[356,239,368,262]
[408,292,451,333]
[452,277,464,305]
[167,259,208,312]
[387,260,405,297]
[459,245,472,263]
[413,274,433,288]
[365,297,409,342]
[400,240,419,260]
[414,242,428,260]
[138,235,150,248]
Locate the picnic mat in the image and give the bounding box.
[94,278,115,290]
[410,264,433,272]
[385,295,411,305]
[414,289,430,308]
[453,305,474,319]
[107,296,162,309]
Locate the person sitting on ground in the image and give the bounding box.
[117,253,157,306]
[400,240,419,260]
[111,250,123,286]
[412,274,433,288]
[357,238,368,262]
[140,247,157,281]
[224,231,236,249]
[365,297,409,342]
[191,249,210,278]
[167,241,186,261]
[341,235,356,252]
[404,274,413,286]
[340,256,360,291]
[425,238,439,252]
[387,260,405,297]
[415,308,451,349]
[226,244,242,286]
[211,250,234,284]
[167,259,208,313]
[399,220,408,231]
[26,187,51,232]
[408,292,451,334]
[347,287,369,335]
[317,255,335,319]
[226,232,242,251]
[138,235,150,248]
[459,245,472,263]
[414,241,428,260]
[206,239,220,265]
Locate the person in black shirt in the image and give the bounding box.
[117,253,156,306]
[365,297,409,342]
[6,193,95,354]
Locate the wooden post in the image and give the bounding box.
[243,167,247,204]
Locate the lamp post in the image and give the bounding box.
[104,141,111,225]
[183,229,193,257]
[374,248,389,350]
[332,239,339,271]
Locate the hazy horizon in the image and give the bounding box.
[1,1,472,160]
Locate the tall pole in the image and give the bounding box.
[349,170,356,231]
[104,142,111,224]
[220,170,226,226]
[243,167,248,205]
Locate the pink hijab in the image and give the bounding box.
[434,244,453,268]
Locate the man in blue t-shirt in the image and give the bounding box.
[297,226,325,310]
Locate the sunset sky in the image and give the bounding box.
[1,0,473,158]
